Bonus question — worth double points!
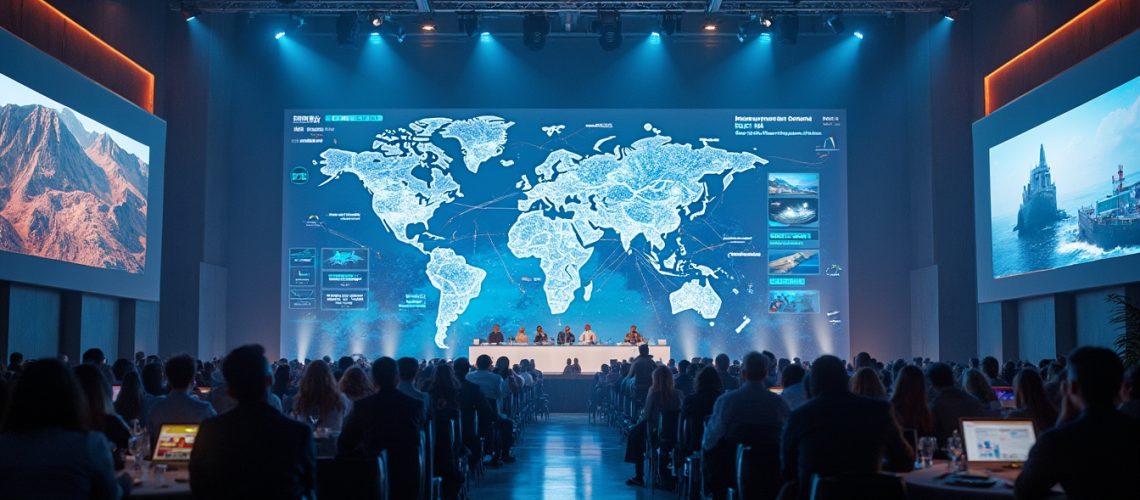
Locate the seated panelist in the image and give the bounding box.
[624,325,644,345]
[534,326,550,344]
[557,326,576,345]
[514,328,529,344]
[488,324,505,344]
[579,325,598,345]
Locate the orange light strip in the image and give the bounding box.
[984,0,1109,115]
[35,0,155,112]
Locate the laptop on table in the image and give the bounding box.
[959,418,1036,472]
[152,423,200,465]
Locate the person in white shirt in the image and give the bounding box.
[579,324,599,345]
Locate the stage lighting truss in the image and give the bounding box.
[180,1,970,16]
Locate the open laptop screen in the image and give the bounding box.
[152,424,200,462]
[960,419,1036,464]
[992,386,1016,408]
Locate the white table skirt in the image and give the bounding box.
[467,344,672,374]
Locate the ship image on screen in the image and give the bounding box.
[989,75,1140,279]
[0,72,150,272]
[282,109,848,360]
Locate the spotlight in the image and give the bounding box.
[595,10,622,51]
[759,14,774,29]
[825,14,846,35]
[702,19,718,32]
[943,8,959,22]
[660,12,682,36]
[458,11,479,37]
[421,20,437,32]
[335,13,359,45]
[774,13,799,44]
[274,31,286,40]
[179,4,201,22]
[650,31,662,44]
[396,24,406,43]
[523,12,550,51]
[480,32,491,41]
[853,30,864,39]
[369,13,384,28]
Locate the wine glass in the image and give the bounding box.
[917,437,938,469]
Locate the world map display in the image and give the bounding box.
[282,109,848,361]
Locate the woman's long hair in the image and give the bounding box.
[294,360,344,417]
[1014,368,1058,432]
[694,366,722,394]
[73,364,115,432]
[851,367,887,399]
[114,370,144,423]
[649,366,678,408]
[337,366,374,402]
[2,359,90,433]
[964,368,998,405]
[428,364,461,411]
[889,365,933,435]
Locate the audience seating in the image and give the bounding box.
[316,453,389,500]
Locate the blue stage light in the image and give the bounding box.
[275,31,286,40]
[649,31,661,44]
[853,31,864,39]
[480,31,491,41]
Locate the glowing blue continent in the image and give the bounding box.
[668,279,722,320]
[425,248,487,349]
[507,211,595,314]
[439,116,514,173]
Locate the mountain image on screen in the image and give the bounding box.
[0,103,148,272]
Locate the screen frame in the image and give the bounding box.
[972,30,1140,303]
[959,418,1037,464]
[0,28,165,301]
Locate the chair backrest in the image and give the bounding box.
[727,424,783,500]
[658,410,681,448]
[809,473,906,500]
[316,452,388,500]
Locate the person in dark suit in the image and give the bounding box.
[189,345,316,500]
[926,362,989,445]
[781,355,914,498]
[453,357,495,459]
[487,324,505,344]
[1015,347,1140,500]
[679,366,722,452]
[337,357,425,500]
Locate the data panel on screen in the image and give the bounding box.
[0,28,164,300]
[282,109,848,360]
[989,76,1140,279]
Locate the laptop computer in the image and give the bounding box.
[960,419,1036,469]
[111,384,121,402]
[152,424,200,463]
[991,386,1017,408]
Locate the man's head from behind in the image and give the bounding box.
[1066,346,1124,410]
[397,357,419,381]
[82,348,106,365]
[371,357,399,389]
[715,353,730,371]
[926,362,955,389]
[476,354,493,371]
[638,344,649,356]
[741,352,770,383]
[222,345,271,403]
[454,357,472,378]
[810,355,848,395]
[165,354,197,391]
[982,356,1001,379]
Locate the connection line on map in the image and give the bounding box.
[763,155,826,167]
[315,223,372,250]
[633,254,665,328]
[631,249,681,294]
[443,192,521,227]
[481,230,525,295]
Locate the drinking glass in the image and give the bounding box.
[917,437,938,469]
[154,463,168,487]
[946,435,965,472]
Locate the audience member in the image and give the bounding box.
[889,365,934,437]
[982,356,1008,386]
[397,357,431,419]
[714,353,740,391]
[147,354,216,440]
[0,359,124,500]
[271,364,294,402]
[680,366,723,451]
[337,365,374,402]
[850,367,887,400]
[963,368,1001,411]
[1015,347,1140,499]
[293,360,351,431]
[703,352,790,500]
[625,366,683,487]
[928,362,989,444]
[1120,365,1140,419]
[453,358,495,459]
[113,370,144,424]
[73,364,132,471]
[630,344,657,402]
[779,364,808,410]
[190,345,315,499]
[337,357,425,500]
[674,360,694,396]
[1007,368,1058,434]
[782,355,914,498]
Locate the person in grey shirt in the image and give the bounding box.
[397,357,430,419]
[147,354,216,439]
[926,362,989,446]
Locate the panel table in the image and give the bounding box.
[467,344,671,374]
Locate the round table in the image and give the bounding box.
[902,460,1064,500]
[124,458,192,499]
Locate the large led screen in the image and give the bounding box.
[989,75,1140,279]
[974,30,1140,302]
[282,109,848,360]
[0,28,164,300]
